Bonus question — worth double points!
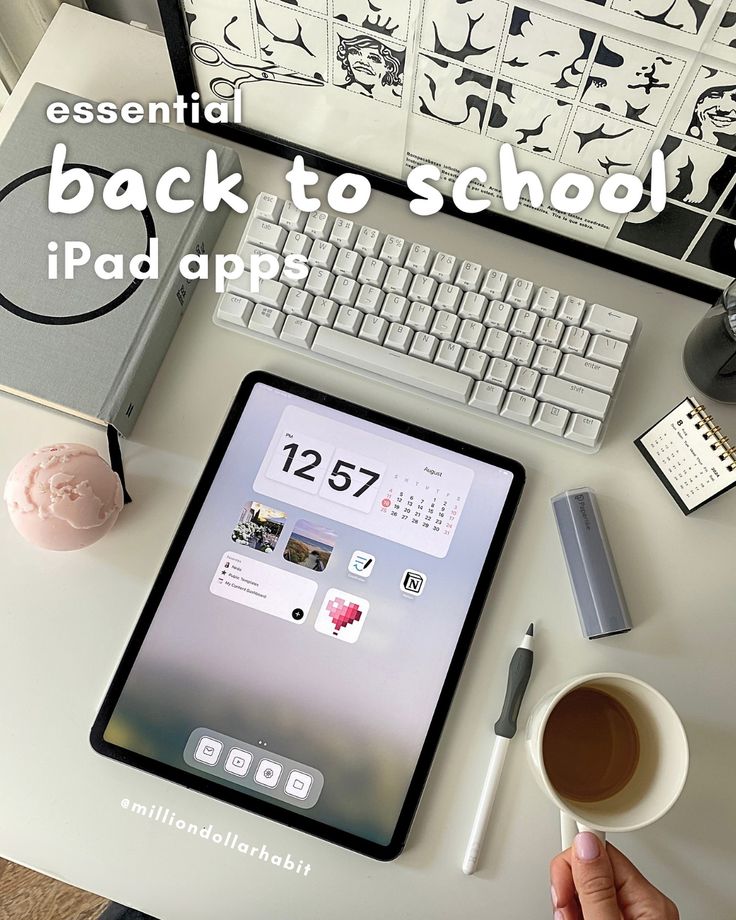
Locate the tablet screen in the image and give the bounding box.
[94,375,523,858]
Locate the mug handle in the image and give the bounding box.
[560,812,607,850]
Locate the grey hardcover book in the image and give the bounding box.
[0,83,240,435]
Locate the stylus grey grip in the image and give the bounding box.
[494,647,534,738]
[551,487,632,640]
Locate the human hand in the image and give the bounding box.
[549,832,679,920]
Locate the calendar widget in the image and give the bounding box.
[254,406,474,558]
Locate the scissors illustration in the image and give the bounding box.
[191,41,325,99]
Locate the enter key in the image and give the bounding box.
[558,354,619,394]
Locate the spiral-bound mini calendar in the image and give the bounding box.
[635,398,736,515]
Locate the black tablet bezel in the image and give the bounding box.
[156,0,716,304]
[90,371,525,860]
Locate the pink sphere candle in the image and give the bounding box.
[4,444,124,550]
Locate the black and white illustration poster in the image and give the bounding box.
[486,81,572,156]
[180,0,736,287]
[581,38,686,125]
[413,54,493,132]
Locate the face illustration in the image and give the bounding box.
[346,43,388,88]
[694,87,736,139]
[336,34,403,101]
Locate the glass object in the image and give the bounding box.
[683,279,736,403]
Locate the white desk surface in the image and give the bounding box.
[1,7,735,918]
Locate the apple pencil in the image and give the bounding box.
[462,623,535,876]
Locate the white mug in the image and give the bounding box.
[526,673,689,849]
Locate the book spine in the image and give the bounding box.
[102,148,241,436]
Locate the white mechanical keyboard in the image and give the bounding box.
[214,193,639,451]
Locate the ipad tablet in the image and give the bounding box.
[91,373,524,860]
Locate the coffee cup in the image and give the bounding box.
[526,673,689,848]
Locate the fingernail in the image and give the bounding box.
[550,885,558,908]
[554,911,564,920]
[574,832,600,861]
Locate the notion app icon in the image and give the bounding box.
[401,570,426,597]
[314,589,370,643]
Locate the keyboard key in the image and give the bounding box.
[384,322,412,353]
[456,260,483,292]
[333,248,362,278]
[408,274,437,306]
[586,334,628,368]
[560,325,590,355]
[355,284,383,314]
[304,210,333,240]
[406,302,435,332]
[282,230,312,259]
[506,277,534,308]
[434,283,462,313]
[249,304,284,338]
[279,200,307,232]
[334,304,362,335]
[280,265,305,290]
[381,293,409,323]
[329,217,358,248]
[501,392,537,425]
[238,242,284,273]
[405,243,433,274]
[531,287,559,317]
[536,376,610,420]
[509,309,537,338]
[359,314,388,345]
[456,319,484,349]
[234,274,286,309]
[308,239,337,270]
[331,276,359,306]
[485,357,513,388]
[535,317,564,347]
[313,328,472,402]
[460,349,489,380]
[510,366,540,396]
[283,287,313,318]
[380,235,408,265]
[484,299,513,330]
[409,332,439,361]
[280,315,316,348]
[308,296,338,327]
[583,303,637,342]
[558,354,619,394]
[459,292,488,322]
[430,252,457,284]
[383,265,411,296]
[355,226,383,257]
[481,327,510,358]
[305,267,333,298]
[470,382,505,414]
[533,402,570,437]
[557,295,585,325]
[217,292,252,327]
[506,336,535,366]
[565,413,602,447]
[435,340,464,370]
[531,344,561,375]
[480,269,508,300]
[431,310,460,340]
[252,192,282,223]
[247,219,287,253]
[358,257,387,287]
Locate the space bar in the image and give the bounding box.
[313,328,472,403]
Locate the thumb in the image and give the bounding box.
[571,832,621,920]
